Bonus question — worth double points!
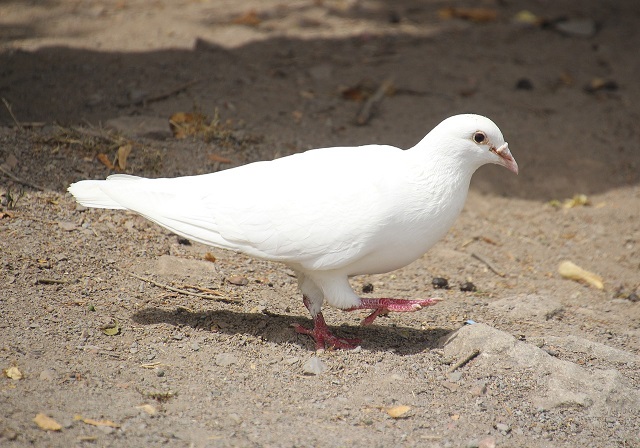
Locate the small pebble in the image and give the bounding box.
[156,370,165,377]
[478,436,496,448]
[97,425,115,435]
[303,356,327,375]
[460,282,477,292]
[515,78,534,90]
[58,221,77,231]
[176,236,191,245]
[495,422,511,434]
[227,275,248,286]
[362,282,374,294]
[627,292,639,302]
[432,277,449,289]
[39,369,56,381]
[215,353,238,367]
[190,342,200,351]
[172,333,184,341]
[449,371,463,382]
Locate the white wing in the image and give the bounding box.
[70,145,412,270]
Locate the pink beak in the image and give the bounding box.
[492,143,518,174]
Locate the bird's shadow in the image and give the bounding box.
[131,307,451,354]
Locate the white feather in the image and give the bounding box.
[68,114,516,313]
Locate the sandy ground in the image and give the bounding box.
[1,1,639,447]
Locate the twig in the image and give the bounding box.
[448,349,480,373]
[356,78,394,126]
[118,79,202,107]
[471,252,505,277]
[0,164,47,191]
[120,268,239,304]
[2,97,22,130]
[69,125,126,145]
[36,278,72,285]
[181,283,223,296]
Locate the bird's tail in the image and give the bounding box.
[67,174,142,209]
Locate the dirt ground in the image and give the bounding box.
[1,1,639,447]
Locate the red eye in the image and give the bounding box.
[473,131,487,144]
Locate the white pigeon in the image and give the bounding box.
[69,114,518,350]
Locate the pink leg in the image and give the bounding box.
[292,296,361,350]
[347,297,442,326]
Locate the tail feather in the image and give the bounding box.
[68,179,132,209]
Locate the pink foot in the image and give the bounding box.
[347,297,442,326]
[292,312,361,350]
[293,295,361,350]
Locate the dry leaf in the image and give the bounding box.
[204,252,216,263]
[232,9,262,26]
[386,405,411,418]
[558,261,604,289]
[584,78,618,93]
[563,194,590,208]
[4,366,23,380]
[136,404,157,415]
[208,154,232,164]
[116,144,132,170]
[341,79,377,102]
[97,153,115,169]
[558,71,575,87]
[513,10,542,26]
[169,112,205,138]
[34,413,62,431]
[439,7,497,23]
[74,415,120,428]
[101,321,121,336]
[291,110,303,123]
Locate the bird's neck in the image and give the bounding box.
[405,146,477,219]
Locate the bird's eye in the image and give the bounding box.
[473,131,487,144]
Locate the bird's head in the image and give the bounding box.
[426,114,519,175]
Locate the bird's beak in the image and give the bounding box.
[491,142,518,174]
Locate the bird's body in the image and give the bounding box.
[69,114,518,349]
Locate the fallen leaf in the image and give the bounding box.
[208,154,232,164]
[116,144,132,170]
[439,7,497,23]
[34,413,62,431]
[558,71,575,87]
[341,79,377,102]
[204,252,216,263]
[169,111,206,138]
[232,9,262,26]
[584,78,618,93]
[513,10,542,26]
[291,110,303,123]
[563,194,590,208]
[74,415,120,428]
[101,321,121,336]
[386,405,411,418]
[97,153,115,169]
[558,261,604,289]
[136,404,157,415]
[4,366,23,380]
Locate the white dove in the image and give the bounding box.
[69,114,518,350]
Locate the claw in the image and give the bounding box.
[348,297,442,325]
